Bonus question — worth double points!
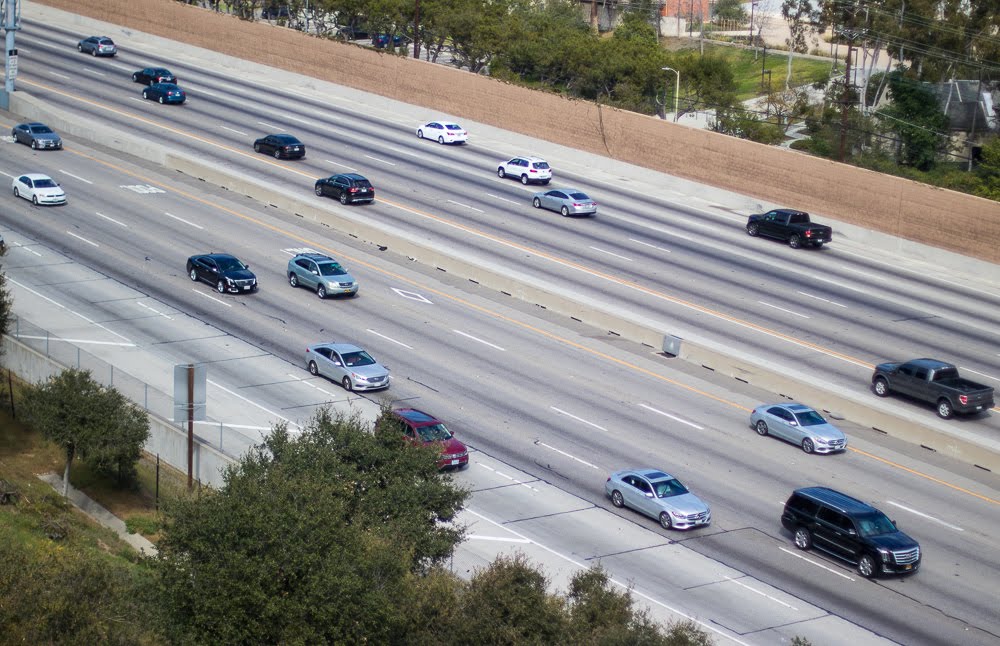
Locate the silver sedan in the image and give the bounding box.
[531,188,597,217]
[305,342,389,392]
[605,468,711,530]
[749,403,847,454]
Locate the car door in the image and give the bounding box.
[507,158,524,177]
[13,125,25,144]
[543,191,566,211]
[300,258,319,289]
[764,406,793,442]
[618,475,643,511]
[197,257,218,283]
[893,364,919,397]
[310,346,335,377]
[814,507,856,560]
[323,349,348,382]
[630,476,659,519]
[758,211,781,237]
[334,176,350,199]
[910,366,932,401]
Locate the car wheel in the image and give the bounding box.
[288,273,298,288]
[31,195,38,205]
[216,281,225,294]
[12,187,19,198]
[189,268,198,282]
[858,554,877,578]
[341,376,353,391]
[274,149,282,159]
[936,398,954,419]
[91,49,98,57]
[532,197,541,209]
[611,490,624,508]
[873,377,889,397]
[437,136,445,144]
[254,143,261,153]
[143,90,149,99]
[789,234,802,249]
[747,223,760,236]
[542,179,550,185]
[755,420,768,436]
[417,129,424,139]
[813,241,824,248]
[30,140,38,150]
[497,167,506,179]
[316,285,327,299]
[520,175,529,185]
[801,438,815,454]
[339,192,348,205]
[78,44,84,52]
[314,185,323,196]
[308,360,319,376]
[560,206,570,217]
[794,527,812,550]
[158,96,165,104]
[132,73,139,82]
[659,512,673,530]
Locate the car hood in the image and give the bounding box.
[349,364,388,379]
[36,186,66,197]
[867,531,919,552]
[33,133,61,142]
[222,269,255,281]
[436,437,467,454]
[658,492,709,515]
[804,422,846,442]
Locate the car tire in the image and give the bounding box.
[254,143,261,153]
[132,73,139,82]
[274,150,282,159]
[936,398,954,419]
[789,234,802,249]
[13,187,19,198]
[339,193,348,205]
[659,512,673,530]
[437,136,445,144]
[610,490,624,508]
[794,527,812,550]
[520,175,529,185]
[158,96,165,104]
[532,197,541,209]
[858,554,877,578]
[92,49,98,57]
[417,129,424,139]
[755,420,768,436]
[341,376,353,391]
[560,206,570,217]
[216,281,226,294]
[31,195,38,206]
[289,273,298,288]
[189,268,198,282]
[873,377,890,397]
[78,44,84,52]
[30,140,38,150]
[317,285,327,299]
[747,223,760,236]
[143,90,148,99]
[314,185,323,196]
[497,167,506,178]
[813,241,824,248]
[801,438,815,454]
[308,360,319,376]
[542,179,550,185]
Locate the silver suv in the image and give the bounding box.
[287,252,358,298]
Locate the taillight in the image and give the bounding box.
[529,169,537,173]
[805,230,813,238]
[349,187,359,193]
[959,395,968,405]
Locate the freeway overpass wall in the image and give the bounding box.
[35,0,1000,264]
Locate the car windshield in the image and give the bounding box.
[653,478,689,498]
[793,410,826,426]
[857,512,897,537]
[341,351,375,367]
[216,257,246,272]
[34,179,58,188]
[445,124,463,130]
[31,125,53,134]
[569,192,591,200]
[416,423,453,442]
[318,262,346,276]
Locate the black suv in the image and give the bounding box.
[781,487,920,578]
[314,173,375,204]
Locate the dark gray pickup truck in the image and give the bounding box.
[746,209,833,248]
[872,358,995,419]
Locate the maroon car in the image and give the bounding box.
[390,408,468,470]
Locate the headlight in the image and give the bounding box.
[671,511,686,518]
[352,373,367,381]
[877,548,891,562]
[225,278,235,285]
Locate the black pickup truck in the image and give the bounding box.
[872,358,995,419]
[746,209,833,249]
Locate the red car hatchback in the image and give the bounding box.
[391,408,468,470]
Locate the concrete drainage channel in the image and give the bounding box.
[12,92,1000,473]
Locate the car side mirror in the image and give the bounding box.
[847,528,857,536]
[645,492,654,498]
[788,421,798,426]
[311,270,319,275]
[332,360,342,366]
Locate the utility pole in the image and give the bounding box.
[839,43,853,163]
[2,0,20,109]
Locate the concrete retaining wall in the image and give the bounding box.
[35,0,1000,264]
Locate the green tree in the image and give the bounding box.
[154,408,468,643]
[974,135,1000,200]
[714,0,747,22]
[20,368,150,495]
[877,71,949,170]
[673,52,738,115]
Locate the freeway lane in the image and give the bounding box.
[2,124,998,644]
[13,17,1000,434]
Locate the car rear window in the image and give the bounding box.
[354,179,373,188]
[445,124,463,130]
[532,162,550,169]
[569,192,591,200]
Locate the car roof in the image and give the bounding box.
[793,487,875,514]
[198,253,239,261]
[312,342,363,354]
[905,358,951,369]
[22,173,54,180]
[516,156,547,163]
[22,122,47,127]
[628,468,674,481]
[335,173,369,181]
[785,404,815,413]
[771,208,808,215]
[294,252,335,262]
[393,408,443,427]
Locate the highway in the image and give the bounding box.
[2,6,999,645]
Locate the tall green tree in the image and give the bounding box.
[20,368,150,495]
[154,408,468,643]
[877,70,949,170]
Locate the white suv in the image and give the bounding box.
[497,157,552,185]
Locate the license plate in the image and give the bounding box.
[451,459,460,465]
[904,564,912,570]
[242,285,251,291]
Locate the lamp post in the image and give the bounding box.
[662,66,680,122]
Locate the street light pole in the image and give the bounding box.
[662,67,679,122]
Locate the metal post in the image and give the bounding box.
[187,364,194,490]
[144,383,148,410]
[219,421,224,451]
[663,67,680,122]
[2,0,20,104]
[76,346,80,368]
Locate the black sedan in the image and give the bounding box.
[186,254,258,294]
[314,173,375,204]
[132,67,176,85]
[142,83,186,104]
[253,134,306,159]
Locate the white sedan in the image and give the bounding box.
[12,173,67,206]
[416,121,468,145]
